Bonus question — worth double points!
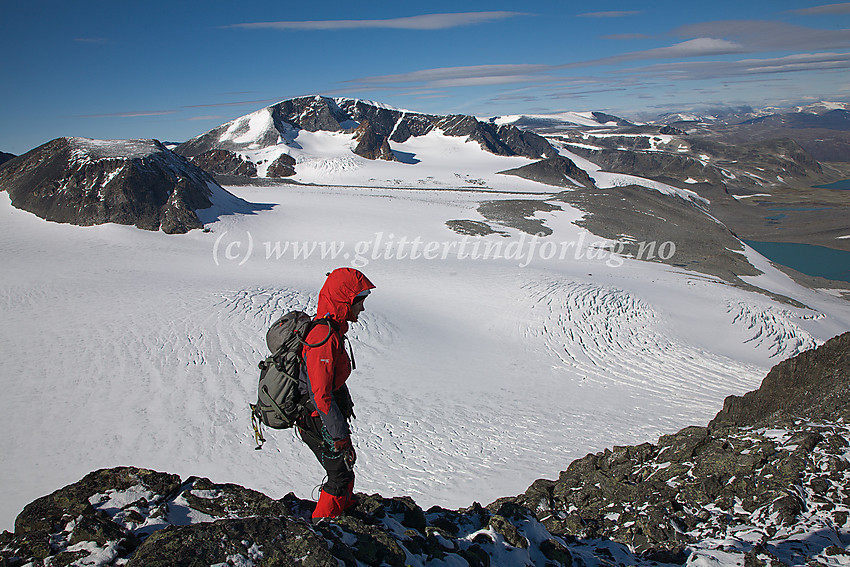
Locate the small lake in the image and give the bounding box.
[814,179,850,190]
[745,240,850,283]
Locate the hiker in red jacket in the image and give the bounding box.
[298,267,375,521]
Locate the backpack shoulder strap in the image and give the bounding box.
[300,317,337,348]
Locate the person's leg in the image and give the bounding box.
[298,416,355,519]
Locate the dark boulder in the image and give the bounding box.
[126,516,335,567]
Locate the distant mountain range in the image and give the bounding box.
[2,97,848,261]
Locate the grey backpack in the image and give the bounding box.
[250,311,334,448]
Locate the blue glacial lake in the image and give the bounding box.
[814,179,850,190]
[745,241,850,283]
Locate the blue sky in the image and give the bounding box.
[2,1,850,154]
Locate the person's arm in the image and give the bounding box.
[303,332,350,440]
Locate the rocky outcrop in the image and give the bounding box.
[352,121,397,161]
[0,137,240,233]
[710,331,850,428]
[511,331,850,563]
[189,149,257,177]
[591,111,635,127]
[266,153,296,177]
[576,147,724,185]
[3,332,848,567]
[498,155,596,188]
[0,467,579,567]
[0,151,14,167]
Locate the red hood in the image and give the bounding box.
[316,268,375,330]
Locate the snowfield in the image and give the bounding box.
[2,171,850,534]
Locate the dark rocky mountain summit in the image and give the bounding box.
[0,151,15,167]
[3,332,848,567]
[0,137,246,233]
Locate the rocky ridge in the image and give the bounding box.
[3,332,848,567]
[497,155,596,188]
[174,96,561,181]
[0,137,246,233]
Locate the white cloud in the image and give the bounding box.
[672,20,850,52]
[348,64,553,86]
[225,11,528,31]
[787,2,850,15]
[621,52,850,80]
[78,110,176,118]
[577,11,641,18]
[557,38,746,68]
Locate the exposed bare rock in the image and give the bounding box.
[498,155,596,188]
[266,153,296,177]
[189,148,257,177]
[352,120,397,161]
[0,137,247,233]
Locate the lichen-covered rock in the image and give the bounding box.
[711,332,850,429]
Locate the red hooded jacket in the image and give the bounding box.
[299,268,375,440]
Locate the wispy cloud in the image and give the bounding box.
[562,38,746,68]
[342,38,748,91]
[787,2,850,15]
[73,37,109,44]
[77,110,176,118]
[577,11,641,18]
[618,52,850,81]
[181,98,285,109]
[601,33,653,40]
[342,18,850,96]
[224,11,528,31]
[672,20,850,51]
[348,64,553,88]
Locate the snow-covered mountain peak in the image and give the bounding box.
[490,111,636,131]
